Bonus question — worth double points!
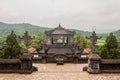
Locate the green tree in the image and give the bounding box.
[30,32,46,48]
[100,33,120,59]
[0,49,4,58]
[74,32,91,48]
[105,33,118,49]
[3,31,22,59]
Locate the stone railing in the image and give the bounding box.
[100,59,120,73]
[0,55,37,74]
[83,53,120,73]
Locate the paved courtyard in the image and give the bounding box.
[0,63,120,80]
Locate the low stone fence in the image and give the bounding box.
[0,55,37,74]
[83,53,120,73]
[100,59,120,73]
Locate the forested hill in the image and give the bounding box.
[0,22,92,37]
[0,22,50,36]
[114,30,120,35]
[2,22,120,38]
[0,22,120,44]
[114,30,120,40]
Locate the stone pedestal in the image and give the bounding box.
[87,53,101,73]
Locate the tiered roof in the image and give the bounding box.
[45,24,75,35]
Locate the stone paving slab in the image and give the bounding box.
[0,63,120,80]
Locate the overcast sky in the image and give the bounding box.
[0,0,120,32]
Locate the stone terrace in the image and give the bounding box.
[0,63,120,80]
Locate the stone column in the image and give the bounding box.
[87,53,101,73]
[19,55,34,74]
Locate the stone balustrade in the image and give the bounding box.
[0,55,37,74]
[84,53,120,73]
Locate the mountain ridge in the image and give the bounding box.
[0,22,119,39]
[0,22,92,36]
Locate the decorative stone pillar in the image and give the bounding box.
[19,55,37,74]
[87,53,101,73]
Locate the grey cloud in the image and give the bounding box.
[0,0,120,31]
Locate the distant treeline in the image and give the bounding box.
[0,22,120,46]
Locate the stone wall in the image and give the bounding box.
[100,59,120,73]
[84,53,120,73]
[0,55,37,74]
